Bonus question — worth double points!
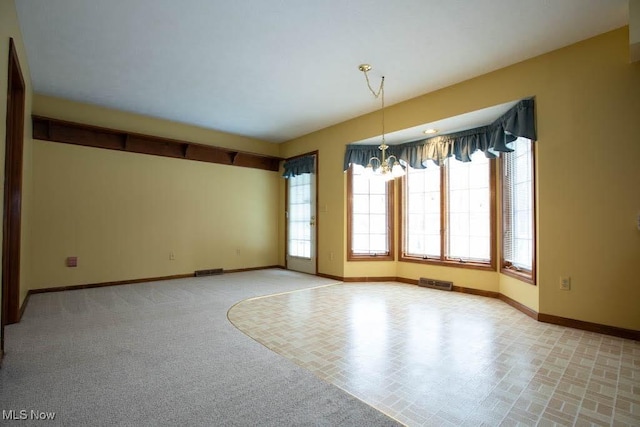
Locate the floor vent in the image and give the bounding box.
[418,277,453,291]
[194,268,224,277]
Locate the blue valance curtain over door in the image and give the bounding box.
[343,98,536,170]
[282,155,316,178]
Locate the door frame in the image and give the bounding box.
[284,150,318,275]
[2,38,26,356]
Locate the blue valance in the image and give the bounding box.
[344,98,536,170]
[342,144,401,171]
[282,155,315,178]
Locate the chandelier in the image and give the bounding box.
[358,64,405,180]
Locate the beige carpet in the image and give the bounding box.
[1,270,399,426]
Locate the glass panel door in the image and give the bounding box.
[287,168,316,274]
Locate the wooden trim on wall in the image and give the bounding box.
[21,265,285,317]
[27,266,284,295]
[538,314,639,341]
[15,267,640,342]
[498,293,538,320]
[2,38,26,353]
[225,265,284,274]
[451,285,500,299]
[316,272,344,282]
[315,272,639,341]
[19,291,31,320]
[342,276,398,282]
[31,116,282,172]
[28,273,195,295]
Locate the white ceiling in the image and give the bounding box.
[16,0,628,143]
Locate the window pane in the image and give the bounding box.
[369,177,387,194]
[353,195,369,214]
[288,173,312,259]
[446,153,491,262]
[370,214,387,232]
[349,167,391,257]
[353,234,370,253]
[405,166,441,258]
[352,172,370,193]
[503,137,534,271]
[424,213,440,235]
[370,234,387,252]
[353,214,370,234]
[369,195,386,214]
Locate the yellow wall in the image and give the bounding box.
[30,98,280,289]
[282,27,640,330]
[1,0,34,308]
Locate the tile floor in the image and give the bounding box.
[228,282,640,426]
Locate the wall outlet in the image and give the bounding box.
[560,276,571,291]
[169,251,175,260]
[236,249,241,256]
[329,252,334,261]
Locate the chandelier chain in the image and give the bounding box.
[362,69,386,145]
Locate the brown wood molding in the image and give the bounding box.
[26,266,284,297]
[317,273,638,341]
[19,291,31,320]
[316,272,344,282]
[29,273,195,295]
[395,277,418,285]
[499,293,538,320]
[32,116,282,172]
[19,268,640,342]
[538,313,639,341]
[2,38,26,342]
[452,286,500,299]
[225,265,284,274]
[342,276,398,282]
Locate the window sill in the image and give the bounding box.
[348,253,394,262]
[500,267,535,285]
[399,255,496,271]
